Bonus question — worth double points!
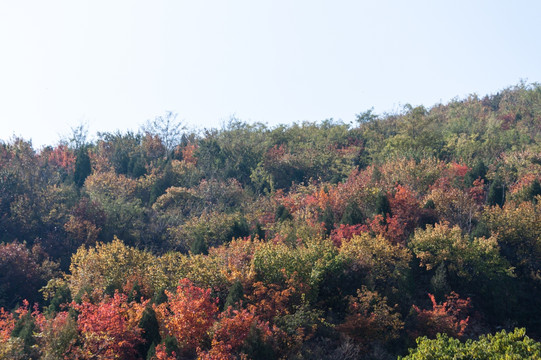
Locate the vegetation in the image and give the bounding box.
[1,83,541,358]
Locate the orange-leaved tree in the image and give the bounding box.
[411,292,472,339]
[200,307,272,360]
[154,279,219,353]
[0,306,15,342]
[72,292,147,359]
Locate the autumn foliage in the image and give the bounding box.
[2,84,541,358]
[154,279,219,352]
[72,292,147,359]
[337,287,404,348]
[0,307,15,342]
[411,292,472,339]
[201,308,272,360]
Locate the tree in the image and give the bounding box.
[487,177,505,207]
[67,238,157,300]
[95,131,147,177]
[375,192,391,217]
[401,328,541,359]
[409,223,512,287]
[386,184,423,243]
[73,292,147,359]
[0,306,15,343]
[409,222,514,322]
[337,286,404,349]
[482,201,541,280]
[69,123,89,150]
[200,307,271,360]
[74,146,92,187]
[0,242,58,308]
[340,201,364,226]
[84,171,145,243]
[411,292,471,339]
[63,197,106,250]
[464,161,487,187]
[480,199,541,328]
[355,108,378,125]
[154,279,219,353]
[142,111,184,152]
[339,233,412,300]
[45,144,76,180]
[138,306,161,358]
[8,300,38,357]
[528,179,541,202]
[426,178,481,232]
[321,204,335,236]
[34,311,78,359]
[224,280,244,310]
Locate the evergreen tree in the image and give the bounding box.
[340,201,364,225]
[321,205,335,236]
[375,193,391,217]
[241,324,276,360]
[229,217,250,240]
[191,235,208,255]
[224,280,244,310]
[253,222,266,240]
[487,178,505,207]
[528,179,541,203]
[152,288,167,305]
[275,204,292,222]
[74,147,91,187]
[139,306,161,358]
[465,161,487,187]
[11,312,37,356]
[164,335,179,356]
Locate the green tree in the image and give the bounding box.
[340,201,364,225]
[375,193,391,217]
[487,177,505,206]
[224,280,244,310]
[138,306,161,358]
[464,160,487,187]
[528,179,541,203]
[401,328,541,359]
[74,146,91,187]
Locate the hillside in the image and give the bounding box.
[1,83,541,359]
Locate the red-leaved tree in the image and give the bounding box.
[411,292,472,339]
[200,307,272,360]
[154,279,219,353]
[0,307,15,342]
[73,292,147,359]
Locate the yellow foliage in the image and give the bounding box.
[154,251,229,294]
[410,222,512,281]
[67,237,157,299]
[84,171,137,200]
[340,233,412,293]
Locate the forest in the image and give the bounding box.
[1,83,541,359]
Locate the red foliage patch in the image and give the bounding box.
[411,292,472,339]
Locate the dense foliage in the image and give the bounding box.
[1,83,541,358]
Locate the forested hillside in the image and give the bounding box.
[1,83,541,359]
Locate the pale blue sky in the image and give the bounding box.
[1,1,540,147]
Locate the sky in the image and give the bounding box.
[1,1,540,148]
